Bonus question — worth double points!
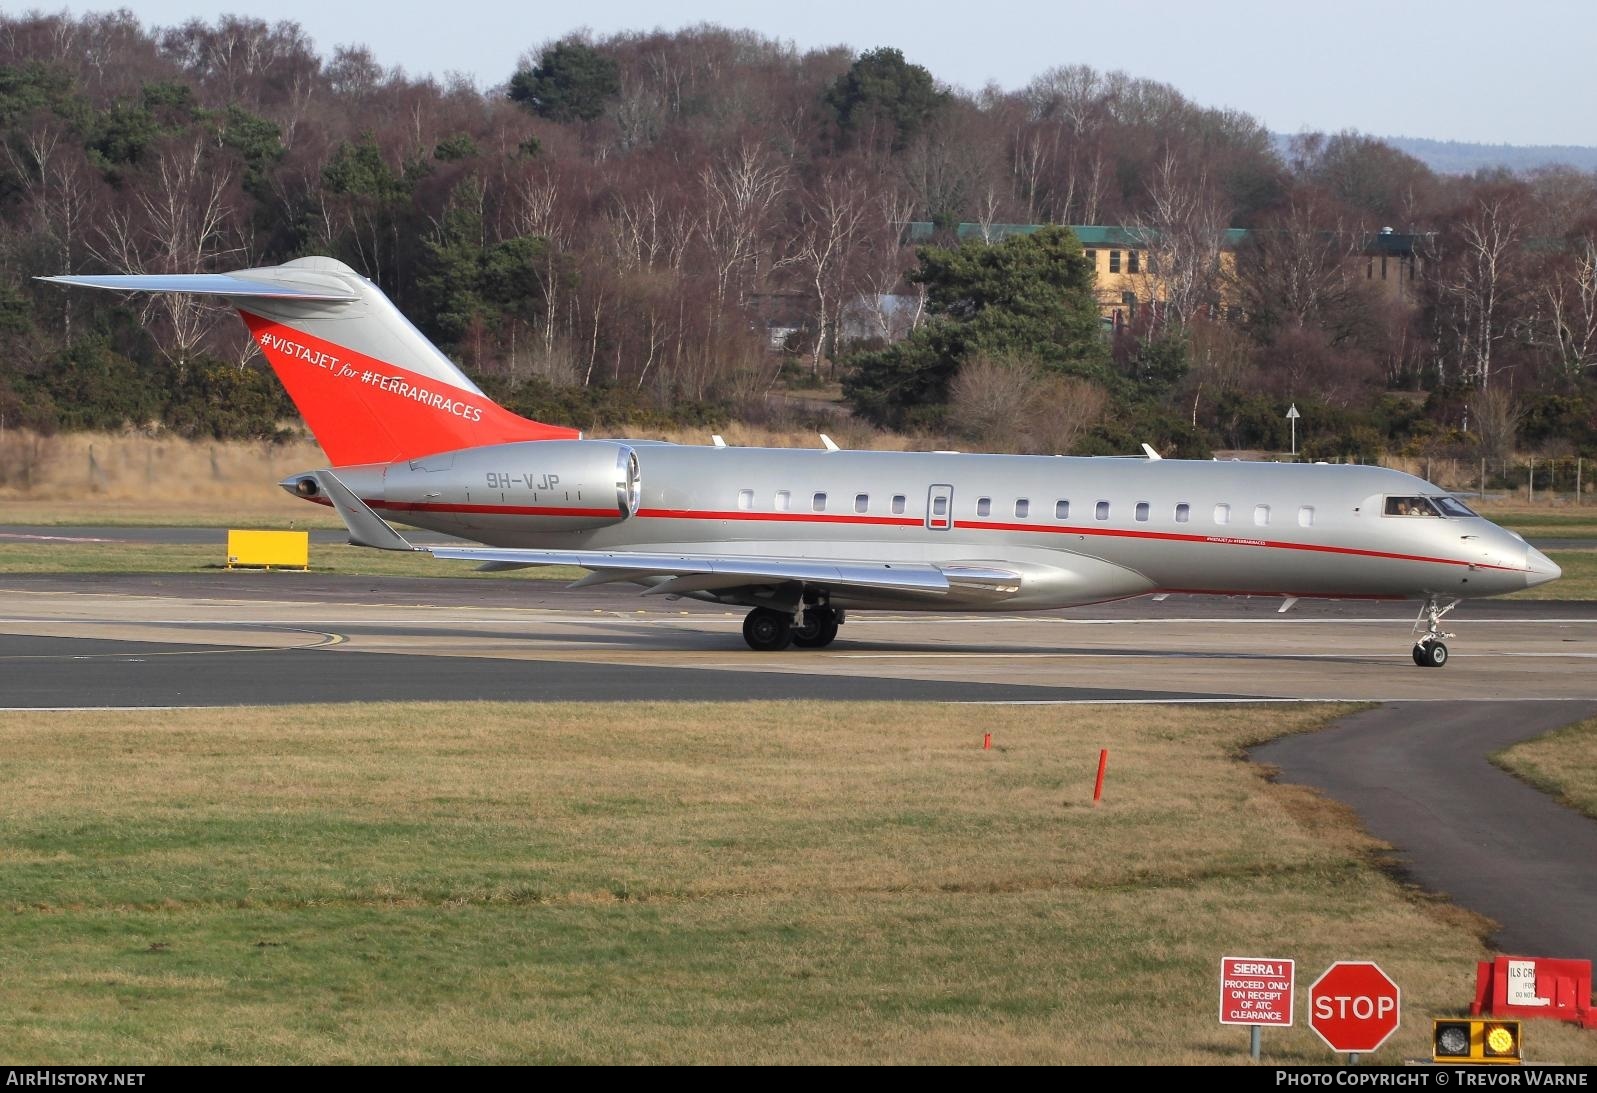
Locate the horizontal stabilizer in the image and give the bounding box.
[37,273,359,303]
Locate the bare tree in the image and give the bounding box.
[1542,232,1597,383]
[950,352,1108,453]
[781,170,869,377]
[91,138,239,371]
[699,142,788,314]
[1471,386,1521,461]
[1233,199,1370,343]
[1432,193,1523,390]
[1137,149,1229,328]
[3,120,97,338]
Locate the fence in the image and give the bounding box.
[1373,456,1591,505]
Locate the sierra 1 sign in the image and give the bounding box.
[1219,956,1294,1026]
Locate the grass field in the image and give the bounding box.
[0,540,582,581]
[3,701,1595,1065]
[1493,717,1597,822]
[1505,549,1597,600]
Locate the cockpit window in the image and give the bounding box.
[1432,495,1478,518]
[1384,496,1442,517]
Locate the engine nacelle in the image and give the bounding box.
[289,440,641,535]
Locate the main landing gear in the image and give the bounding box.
[1411,595,1459,669]
[741,605,843,651]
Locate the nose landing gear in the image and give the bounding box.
[1411,595,1459,668]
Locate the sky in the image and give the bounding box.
[69,0,1597,146]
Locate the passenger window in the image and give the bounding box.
[775,490,790,511]
[977,497,991,517]
[1096,501,1110,521]
[1055,500,1070,519]
[1254,504,1270,526]
[1135,501,1149,522]
[812,492,827,512]
[1015,498,1030,518]
[891,494,906,515]
[1298,505,1314,528]
[1175,503,1190,523]
[854,493,869,514]
[737,488,753,511]
[933,496,947,516]
[1214,503,1231,525]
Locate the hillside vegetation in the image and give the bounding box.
[1,14,1595,460]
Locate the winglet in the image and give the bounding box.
[314,470,418,551]
[1141,443,1161,460]
[711,434,727,448]
[820,434,840,452]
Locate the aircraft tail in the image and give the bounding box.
[40,257,579,466]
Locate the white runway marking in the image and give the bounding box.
[833,651,1597,660]
[959,696,1597,705]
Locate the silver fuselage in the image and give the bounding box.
[305,443,1555,611]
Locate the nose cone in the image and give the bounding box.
[1525,545,1562,589]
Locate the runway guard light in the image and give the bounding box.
[1432,1018,1521,1064]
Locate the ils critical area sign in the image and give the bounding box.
[1220,957,1295,1026]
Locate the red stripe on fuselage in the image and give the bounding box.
[947,516,1524,572]
[350,499,1523,575]
[370,499,619,518]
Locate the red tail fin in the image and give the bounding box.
[41,258,578,466]
[240,311,576,466]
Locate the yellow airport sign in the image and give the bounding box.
[226,530,309,571]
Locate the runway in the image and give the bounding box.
[3,571,1597,705]
[3,566,1597,968]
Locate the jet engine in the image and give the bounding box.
[287,440,641,535]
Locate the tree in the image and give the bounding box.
[781,169,868,377]
[1540,229,1597,385]
[949,351,1108,453]
[508,41,620,124]
[1136,150,1229,329]
[824,47,945,150]
[1430,189,1526,390]
[843,225,1110,428]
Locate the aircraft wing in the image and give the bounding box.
[429,545,1023,596]
[314,469,1020,599]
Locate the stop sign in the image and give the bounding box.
[1309,961,1401,1054]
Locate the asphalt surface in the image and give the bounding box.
[1255,702,1597,962]
[0,633,1232,706]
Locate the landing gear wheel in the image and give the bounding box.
[1413,640,1448,668]
[792,608,841,649]
[743,607,794,652]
